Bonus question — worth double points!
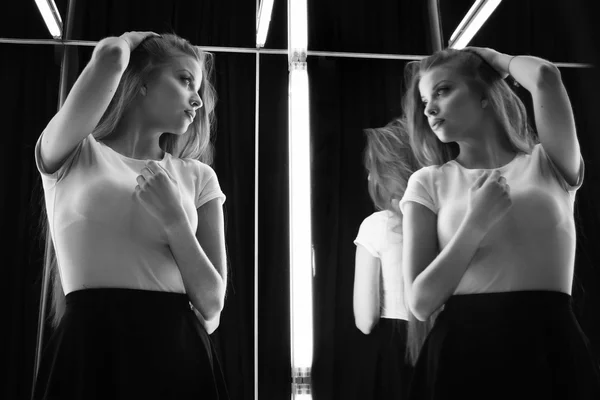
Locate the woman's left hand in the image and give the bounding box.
[464,47,509,79]
[135,160,186,227]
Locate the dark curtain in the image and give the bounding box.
[561,68,600,344]
[306,0,430,53]
[1,42,63,400]
[257,54,291,400]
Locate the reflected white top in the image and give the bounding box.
[400,144,584,294]
[354,210,408,320]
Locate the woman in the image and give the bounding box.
[398,47,600,399]
[352,118,418,399]
[33,31,229,399]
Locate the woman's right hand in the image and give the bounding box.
[465,170,512,233]
[119,31,160,51]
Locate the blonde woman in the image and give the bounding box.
[33,32,228,399]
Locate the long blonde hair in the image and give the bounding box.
[363,118,423,351]
[363,117,419,223]
[401,49,538,365]
[38,33,218,328]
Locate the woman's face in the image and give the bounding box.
[141,55,203,135]
[418,66,486,143]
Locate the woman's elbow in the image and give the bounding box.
[408,292,433,322]
[200,305,221,322]
[213,279,227,310]
[204,315,221,335]
[354,315,378,335]
[208,300,224,321]
[194,290,225,321]
[411,308,430,322]
[535,63,561,88]
[210,292,226,319]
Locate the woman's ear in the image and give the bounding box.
[481,98,489,108]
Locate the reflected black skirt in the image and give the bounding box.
[354,318,413,400]
[408,291,600,400]
[32,288,229,400]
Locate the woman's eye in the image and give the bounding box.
[436,87,448,96]
[182,77,192,86]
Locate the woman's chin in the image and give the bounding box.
[172,126,190,135]
[435,131,457,144]
[434,133,450,143]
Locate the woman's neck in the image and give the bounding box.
[102,113,164,161]
[454,121,517,169]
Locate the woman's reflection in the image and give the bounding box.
[400,47,600,399]
[352,118,417,399]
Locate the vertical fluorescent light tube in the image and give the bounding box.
[289,0,308,52]
[289,65,312,367]
[289,65,313,399]
[449,0,502,49]
[256,0,275,48]
[34,0,63,39]
[289,0,312,398]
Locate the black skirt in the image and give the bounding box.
[32,288,229,400]
[354,318,413,400]
[408,291,600,400]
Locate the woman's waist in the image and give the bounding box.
[60,262,186,295]
[455,261,573,295]
[437,290,573,325]
[65,287,191,314]
[60,288,208,339]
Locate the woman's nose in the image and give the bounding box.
[191,94,203,110]
[424,101,438,116]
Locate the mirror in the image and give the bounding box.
[2,0,598,399]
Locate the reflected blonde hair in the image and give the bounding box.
[403,49,537,167]
[363,117,419,224]
[38,33,217,328]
